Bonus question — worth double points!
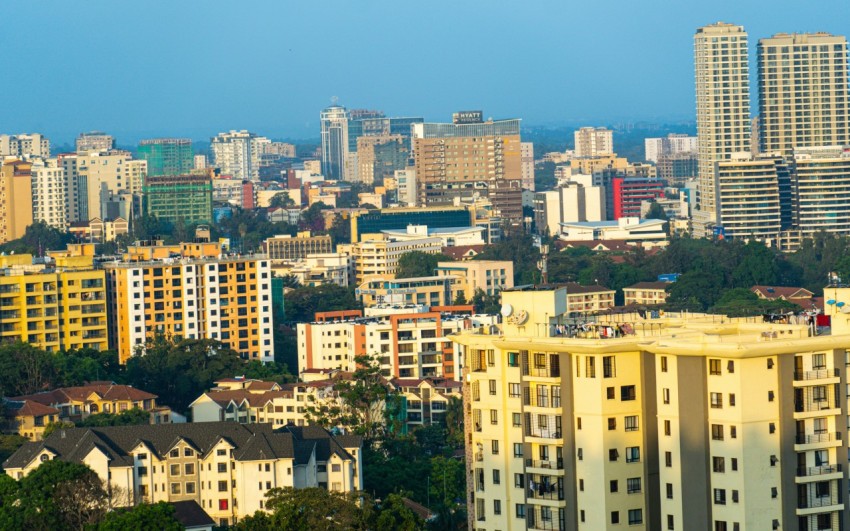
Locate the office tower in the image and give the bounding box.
[0,160,33,243]
[320,105,350,180]
[0,134,50,158]
[211,130,270,181]
[137,138,194,177]
[457,285,850,531]
[412,112,523,223]
[644,134,697,163]
[356,135,409,185]
[714,154,781,240]
[347,110,424,152]
[0,244,107,352]
[521,142,535,191]
[792,146,850,236]
[694,23,751,233]
[656,153,699,187]
[75,132,114,153]
[758,33,850,156]
[30,158,67,230]
[103,240,273,364]
[574,127,613,157]
[143,174,213,225]
[609,177,665,219]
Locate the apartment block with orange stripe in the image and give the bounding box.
[103,240,273,364]
[297,307,497,380]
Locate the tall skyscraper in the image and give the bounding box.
[694,22,751,233]
[792,145,850,236]
[320,104,350,180]
[211,130,270,181]
[714,154,782,241]
[412,112,523,223]
[137,138,194,177]
[574,127,613,157]
[30,158,67,230]
[758,32,850,156]
[0,160,33,243]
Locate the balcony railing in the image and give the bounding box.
[794,369,840,381]
[798,491,842,509]
[795,432,842,445]
[525,459,564,470]
[797,464,842,477]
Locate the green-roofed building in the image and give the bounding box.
[143,174,212,225]
[138,138,194,177]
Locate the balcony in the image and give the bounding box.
[796,464,842,478]
[795,432,842,448]
[526,459,565,471]
[797,491,842,510]
[794,368,839,381]
[0,286,20,295]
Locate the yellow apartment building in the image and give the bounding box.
[622,281,670,306]
[0,244,108,352]
[339,232,443,284]
[454,285,850,531]
[102,240,273,363]
[0,159,33,243]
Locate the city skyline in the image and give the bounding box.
[1,1,847,144]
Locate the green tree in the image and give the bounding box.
[16,460,109,530]
[452,291,468,305]
[0,342,56,396]
[269,192,296,209]
[235,487,373,530]
[284,284,360,323]
[644,200,669,221]
[473,233,541,285]
[0,221,76,255]
[76,408,151,428]
[396,252,453,279]
[94,502,182,531]
[124,336,246,413]
[42,421,76,438]
[327,213,352,245]
[443,396,464,448]
[711,288,801,317]
[470,289,500,314]
[375,493,424,531]
[428,456,465,509]
[0,435,27,464]
[299,202,331,233]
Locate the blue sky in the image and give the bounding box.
[1,0,847,144]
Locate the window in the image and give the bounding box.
[509,383,521,397]
[611,511,620,524]
[664,420,671,436]
[621,385,636,401]
[714,488,726,505]
[713,456,725,473]
[577,448,583,460]
[767,358,774,369]
[768,391,774,402]
[514,474,524,488]
[731,458,738,471]
[665,452,672,467]
[577,417,582,430]
[711,424,724,440]
[729,393,736,406]
[815,481,829,497]
[661,356,668,372]
[609,449,619,461]
[515,504,525,518]
[730,426,737,439]
[490,410,498,425]
[331,463,341,472]
[492,470,500,485]
[709,359,721,375]
[727,360,734,373]
[184,463,194,475]
[626,447,640,463]
[186,482,196,494]
[662,388,670,404]
[218,463,228,473]
[771,486,778,498]
[491,440,499,455]
[184,447,194,457]
[512,413,521,427]
[607,387,615,399]
[493,500,501,515]
[513,443,523,458]
[710,392,723,408]
[170,464,180,476]
[769,423,776,434]
[171,483,181,495]
[488,380,496,395]
[608,417,617,430]
[770,455,777,467]
[219,499,228,510]
[628,509,642,525]
[812,353,826,370]
[603,356,616,377]
[625,415,638,431]
[170,449,180,458]
[731,490,738,503]
[217,449,227,456]
[817,514,832,529]
[666,483,673,499]
[218,481,228,492]
[586,356,596,378]
[714,523,727,531]
[627,477,641,494]
[579,479,584,491]
[610,480,619,492]
[507,352,519,367]
[667,514,674,530]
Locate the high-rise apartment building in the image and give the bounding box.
[758,33,849,156]
[694,23,751,234]
[58,152,146,223]
[138,138,194,177]
[609,177,665,220]
[0,160,33,243]
[714,154,782,240]
[644,134,697,163]
[75,132,114,153]
[412,114,523,223]
[0,244,108,352]
[656,153,699,187]
[0,134,50,158]
[30,158,67,230]
[261,142,296,158]
[574,127,613,158]
[521,142,535,191]
[792,145,850,236]
[103,240,273,364]
[143,174,213,225]
[356,135,409,185]
[211,130,270,181]
[340,233,443,284]
[456,285,850,531]
[320,105,350,181]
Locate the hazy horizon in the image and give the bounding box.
[2,0,847,145]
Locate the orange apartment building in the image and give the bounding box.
[103,240,273,363]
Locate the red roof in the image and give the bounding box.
[556,239,635,252]
[5,400,60,418]
[11,384,156,406]
[441,245,485,261]
[751,286,814,301]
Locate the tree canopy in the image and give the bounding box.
[0,221,76,256]
[284,284,360,323]
[395,252,453,279]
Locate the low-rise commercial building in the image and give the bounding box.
[263,232,333,262]
[559,218,668,249]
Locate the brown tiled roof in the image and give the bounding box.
[441,245,485,260]
[402,497,436,521]
[556,239,634,252]
[11,384,156,406]
[751,285,814,300]
[563,282,614,294]
[625,281,670,290]
[201,389,293,408]
[5,399,60,418]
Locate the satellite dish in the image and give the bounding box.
[837,302,845,308]
[500,304,513,317]
[827,299,836,305]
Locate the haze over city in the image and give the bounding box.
[2,0,848,142]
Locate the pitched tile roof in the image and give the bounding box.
[751,285,814,300]
[4,399,60,418]
[10,383,156,406]
[625,281,670,290]
[171,500,215,528]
